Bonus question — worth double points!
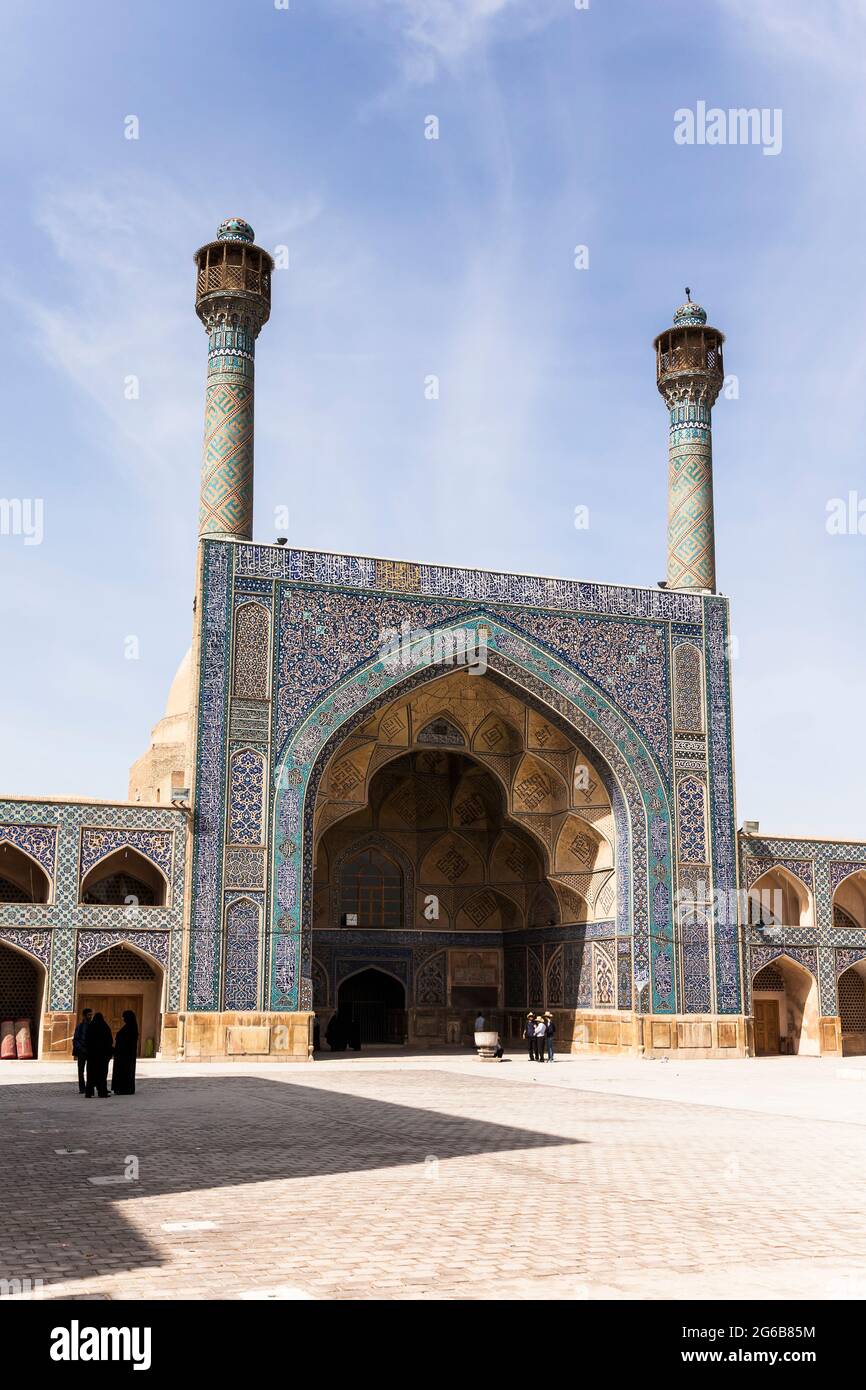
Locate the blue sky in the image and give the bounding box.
[0,0,863,837]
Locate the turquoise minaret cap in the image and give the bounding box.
[672,293,708,327]
[216,216,256,243]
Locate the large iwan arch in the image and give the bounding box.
[268,617,676,1025]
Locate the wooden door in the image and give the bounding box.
[79,995,144,1055]
[754,999,780,1056]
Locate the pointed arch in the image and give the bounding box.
[0,938,46,1058]
[336,963,406,996]
[74,937,167,1058]
[832,868,866,931]
[673,642,704,733]
[471,711,523,756]
[838,963,866,1055]
[456,886,522,932]
[545,945,564,1007]
[748,865,813,928]
[80,846,168,907]
[233,601,271,701]
[327,832,415,933]
[76,934,168,974]
[528,882,561,928]
[0,841,51,904]
[419,831,486,888]
[267,616,678,1015]
[311,956,329,1008]
[223,897,261,1011]
[553,814,612,875]
[751,952,819,1056]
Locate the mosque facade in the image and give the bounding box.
[2,218,865,1063]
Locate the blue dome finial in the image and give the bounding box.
[217,217,255,244]
[673,290,707,327]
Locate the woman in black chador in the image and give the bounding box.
[111,1010,139,1095]
[84,1013,114,1098]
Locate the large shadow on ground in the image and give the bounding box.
[0,1071,582,1291]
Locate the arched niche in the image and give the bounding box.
[80,847,168,908]
[0,843,50,904]
[748,866,813,929]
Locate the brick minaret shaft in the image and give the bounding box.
[654,297,725,592]
[194,218,274,540]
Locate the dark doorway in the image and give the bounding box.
[338,969,407,1046]
[0,944,43,1058]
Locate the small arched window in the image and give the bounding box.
[0,843,51,904]
[340,848,402,929]
[80,847,167,907]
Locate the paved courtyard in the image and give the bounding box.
[3,1051,866,1301]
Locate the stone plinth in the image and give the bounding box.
[176,1011,313,1061]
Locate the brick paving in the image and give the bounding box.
[2,1052,866,1301]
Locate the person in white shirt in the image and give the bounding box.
[533,1015,548,1062]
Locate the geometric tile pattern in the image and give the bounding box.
[233,602,270,701]
[228,749,265,845]
[80,828,174,883]
[234,542,705,622]
[275,585,675,781]
[592,942,615,1007]
[190,537,744,1020]
[677,777,707,863]
[270,628,675,1012]
[681,912,712,1013]
[223,897,260,1011]
[415,949,447,1005]
[200,367,255,540]
[0,798,185,1015]
[665,402,716,591]
[740,833,866,1016]
[705,599,741,1013]
[673,642,704,733]
[189,545,232,1011]
[76,929,171,972]
[0,928,52,968]
[744,857,814,893]
[0,824,57,881]
[225,845,266,891]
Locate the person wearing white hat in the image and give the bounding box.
[533,1013,548,1062]
[543,1010,556,1062]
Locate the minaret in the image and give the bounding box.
[194,218,274,540]
[654,295,725,592]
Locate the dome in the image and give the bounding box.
[216,217,255,244]
[164,647,192,720]
[673,299,708,327]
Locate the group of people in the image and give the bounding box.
[523,1010,556,1062]
[71,1008,139,1097]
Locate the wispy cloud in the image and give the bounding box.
[716,0,866,76]
[2,178,322,553]
[341,0,560,87]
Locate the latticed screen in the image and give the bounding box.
[839,970,866,1031]
[753,964,784,991]
[340,849,402,928]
